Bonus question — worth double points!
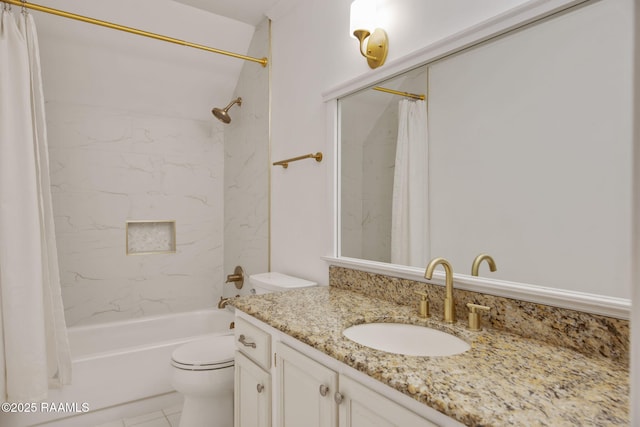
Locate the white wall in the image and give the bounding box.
[269,0,529,284]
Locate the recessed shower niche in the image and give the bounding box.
[126,220,177,255]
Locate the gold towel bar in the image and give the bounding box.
[2,0,267,67]
[273,152,323,169]
[373,86,425,100]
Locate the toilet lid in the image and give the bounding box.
[171,335,235,371]
[250,272,317,292]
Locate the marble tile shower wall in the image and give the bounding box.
[329,266,630,365]
[47,102,225,326]
[223,18,270,294]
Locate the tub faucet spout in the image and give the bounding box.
[424,257,456,323]
[218,296,231,309]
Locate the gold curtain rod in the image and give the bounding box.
[373,86,425,100]
[273,152,323,169]
[2,0,267,67]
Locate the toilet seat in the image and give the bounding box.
[171,335,235,371]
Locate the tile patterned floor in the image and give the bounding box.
[95,404,181,427]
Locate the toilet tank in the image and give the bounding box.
[249,272,317,295]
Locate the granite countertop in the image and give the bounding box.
[231,286,629,427]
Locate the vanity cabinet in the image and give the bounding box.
[276,342,338,427]
[338,375,437,427]
[235,351,271,427]
[234,317,272,427]
[235,312,449,427]
[276,341,434,427]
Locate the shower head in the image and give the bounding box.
[212,97,242,124]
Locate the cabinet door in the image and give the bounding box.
[338,375,438,427]
[235,351,271,427]
[276,342,338,427]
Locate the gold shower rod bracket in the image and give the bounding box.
[3,0,267,67]
[273,152,323,169]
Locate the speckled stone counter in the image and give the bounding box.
[329,266,629,364]
[231,287,629,426]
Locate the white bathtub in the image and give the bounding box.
[0,309,234,427]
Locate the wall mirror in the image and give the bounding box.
[336,0,632,318]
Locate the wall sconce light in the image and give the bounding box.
[350,0,388,69]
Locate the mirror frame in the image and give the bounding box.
[321,0,630,319]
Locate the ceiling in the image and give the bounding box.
[172,0,282,26]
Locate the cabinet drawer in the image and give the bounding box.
[235,317,271,370]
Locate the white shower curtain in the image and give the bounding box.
[0,8,71,402]
[391,99,429,267]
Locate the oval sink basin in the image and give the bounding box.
[343,323,470,357]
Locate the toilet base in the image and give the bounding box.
[171,365,234,427]
[179,391,233,427]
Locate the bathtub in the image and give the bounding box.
[0,308,234,427]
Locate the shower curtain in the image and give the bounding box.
[391,99,429,267]
[0,7,71,402]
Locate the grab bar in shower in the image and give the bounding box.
[273,152,323,169]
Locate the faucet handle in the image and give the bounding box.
[225,265,244,289]
[414,291,430,318]
[466,303,490,331]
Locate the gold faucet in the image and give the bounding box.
[424,257,456,323]
[218,296,231,309]
[471,253,497,276]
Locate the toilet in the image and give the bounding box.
[170,335,235,427]
[170,272,316,427]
